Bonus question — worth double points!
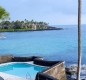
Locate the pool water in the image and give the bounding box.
[0,63,46,79]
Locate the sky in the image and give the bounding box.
[0,0,86,25]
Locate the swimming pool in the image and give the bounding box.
[0,63,46,79]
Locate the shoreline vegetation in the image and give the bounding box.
[0,19,63,32]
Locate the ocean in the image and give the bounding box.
[0,25,86,65]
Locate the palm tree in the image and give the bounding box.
[77,0,82,80]
[0,6,9,21]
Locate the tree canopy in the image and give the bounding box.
[0,6,9,20]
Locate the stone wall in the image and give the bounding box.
[0,55,13,63]
[43,62,67,80]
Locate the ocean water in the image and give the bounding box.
[0,25,86,65]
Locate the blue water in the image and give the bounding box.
[0,63,46,78]
[0,25,86,64]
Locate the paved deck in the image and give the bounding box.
[0,72,27,80]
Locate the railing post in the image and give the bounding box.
[77,0,82,80]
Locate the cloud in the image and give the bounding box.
[0,0,86,24]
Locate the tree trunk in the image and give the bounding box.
[77,0,82,80]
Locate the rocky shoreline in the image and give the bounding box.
[47,26,63,30]
[66,64,86,80]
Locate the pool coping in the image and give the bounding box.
[0,61,47,68]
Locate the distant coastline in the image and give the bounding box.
[0,20,63,32]
[0,26,63,32]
